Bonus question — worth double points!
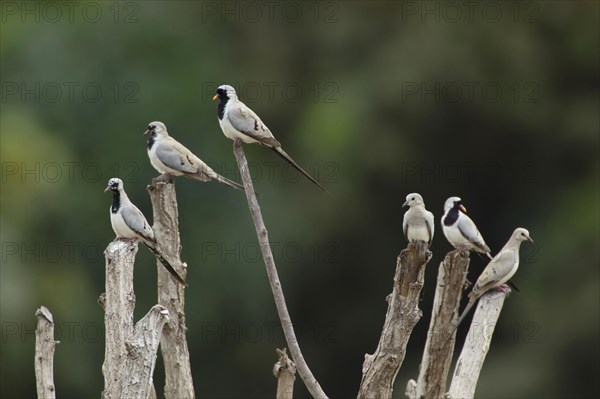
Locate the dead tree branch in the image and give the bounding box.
[358,241,432,399]
[273,348,297,399]
[148,176,195,399]
[101,239,174,398]
[35,306,58,399]
[233,140,328,399]
[122,305,171,398]
[447,290,507,399]
[406,249,470,399]
[102,240,137,399]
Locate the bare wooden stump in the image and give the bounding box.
[358,241,432,399]
[447,290,507,399]
[35,306,58,399]
[122,305,171,398]
[101,239,175,398]
[406,249,470,399]
[148,177,195,399]
[102,240,137,398]
[273,348,297,399]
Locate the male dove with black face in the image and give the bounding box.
[402,193,434,246]
[145,121,244,191]
[448,228,533,338]
[213,84,326,191]
[441,196,492,258]
[105,178,187,286]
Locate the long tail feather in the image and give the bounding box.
[145,243,187,286]
[442,297,477,349]
[272,147,327,192]
[215,173,245,191]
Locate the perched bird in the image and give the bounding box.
[450,228,533,335]
[145,121,244,191]
[212,84,326,191]
[441,196,492,258]
[105,178,187,286]
[402,193,435,246]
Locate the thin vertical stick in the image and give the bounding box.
[233,140,328,399]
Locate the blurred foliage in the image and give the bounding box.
[1,1,598,398]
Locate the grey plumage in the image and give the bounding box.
[145,121,244,191]
[402,193,434,245]
[442,196,492,258]
[105,178,187,286]
[213,84,326,191]
[446,228,533,344]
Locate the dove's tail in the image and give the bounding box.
[272,146,327,192]
[441,297,478,349]
[215,173,245,191]
[144,243,188,286]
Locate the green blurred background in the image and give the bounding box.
[1,1,598,398]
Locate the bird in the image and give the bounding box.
[441,196,492,258]
[212,84,326,191]
[105,177,187,286]
[144,121,244,191]
[402,193,435,246]
[447,228,534,340]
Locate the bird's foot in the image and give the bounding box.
[456,245,470,253]
[115,237,137,243]
[154,173,173,184]
[464,278,473,290]
[233,138,242,148]
[497,284,512,296]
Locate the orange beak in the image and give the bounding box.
[459,204,467,213]
[212,94,219,101]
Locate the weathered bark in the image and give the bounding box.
[35,306,58,399]
[447,290,507,399]
[273,348,296,399]
[406,250,470,399]
[101,239,173,399]
[122,305,171,398]
[102,240,137,399]
[233,140,329,399]
[358,241,432,399]
[148,176,195,398]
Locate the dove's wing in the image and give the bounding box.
[120,204,155,244]
[227,103,281,147]
[473,249,517,295]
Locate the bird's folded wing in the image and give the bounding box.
[155,142,199,174]
[402,215,409,240]
[473,250,516,293]
[457,217,483,244]
[426,211,435,241]
[121,205,155,243]
[228,105,281,147]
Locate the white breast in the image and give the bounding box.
[442,224,470,248]
[220,112,259,144]
[110,208,138,239]
[407,224,431,242]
